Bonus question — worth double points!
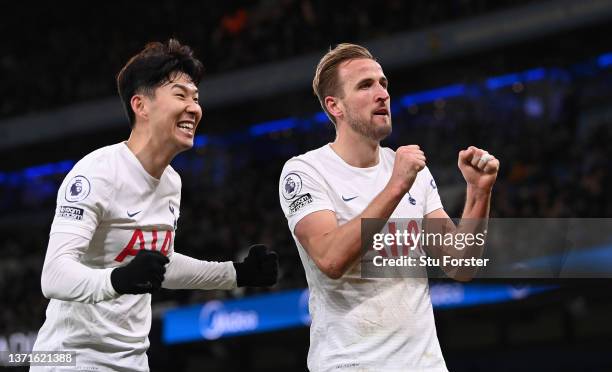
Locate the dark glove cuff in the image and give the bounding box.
[111,267,128,294]
[233,262,247,287]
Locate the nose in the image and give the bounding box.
[186,101,202,121]
[375,84,390,103]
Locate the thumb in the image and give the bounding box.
[247,244,268,260]
[264,250,279,264]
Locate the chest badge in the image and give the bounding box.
[408,192,417,205]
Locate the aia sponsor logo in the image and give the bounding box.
[114,229,173,262]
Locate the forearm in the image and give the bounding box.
[311,184,405,278]
[462,185,492,219]
[41,233,118,303]
[426,187,491,280]
[162,252,237,290]
[433,187,491,259]
[426,145,499,280]
[454,186,492,256]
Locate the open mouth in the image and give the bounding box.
[373,108,389,116]
[177,121,195,136]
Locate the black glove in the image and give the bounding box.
[233,244,278,287]
[111,250,169,294]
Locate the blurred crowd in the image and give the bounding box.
[0,0,537,119]
[0,61,610,336]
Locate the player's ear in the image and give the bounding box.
[325,96,343,121]
[130,94,148,121]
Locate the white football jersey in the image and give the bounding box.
[279,144,448,372]
[32,142,181,371]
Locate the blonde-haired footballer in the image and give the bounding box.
[279,43,499,372]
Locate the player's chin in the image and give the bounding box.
[373,114,391,126]
[373,116,392,134]
[180,139,194,151]
[173,135,194,151]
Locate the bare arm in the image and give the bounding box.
[295,145,425,279]
[424,146,500,281]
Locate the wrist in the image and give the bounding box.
[232,262,246,287]
[384,180,409,201]
[466,184,492,199]
[110,267,126,294]
[105,268,120,297]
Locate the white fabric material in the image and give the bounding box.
[32,142,236,372]
[163,252,236,290]
[279,144,448,372]
[40,233,118,304]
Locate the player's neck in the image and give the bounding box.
[126,132,176,180]
[331,130,379,168]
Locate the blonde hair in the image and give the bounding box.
[312,43,374,125]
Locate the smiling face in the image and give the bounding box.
[141,72,202,152]
[334,58,392,141]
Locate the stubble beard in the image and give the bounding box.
[346,110,392,142]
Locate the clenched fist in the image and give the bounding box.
[458,146,500,191]
[233,244,279,287]
[389,145,426,194]
[111,250,169,294]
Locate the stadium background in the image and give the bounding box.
[1,0,611,371]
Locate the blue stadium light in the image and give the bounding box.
[5,52,611,184]
[486,73,520,90]
[23,160,75,180]
[524,67,546,82]
[390,102,401,115]
[163,289,310,344]
[250,118,297,136]
[193,134,209,149]
[597,52,612,68]
[7,174,20,186]
[518,244,612,275]
[57,160,75,173]
[313,111,329,124]
[23,163,56,179]
[487,68,546,90]
[162,284,556,344]
[0,160,75,185]
[399,84,466,107]
[431,283,555,310]
[547,67,571,83]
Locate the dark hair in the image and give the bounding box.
[116,39,204,127]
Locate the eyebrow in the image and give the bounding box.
[171,83,199,94]
[355,76,388,87]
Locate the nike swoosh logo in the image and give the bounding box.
[127,210,141,218]
[342,196,358,202]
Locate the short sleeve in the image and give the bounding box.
[422,166,443,215]
[279,158,335,233]
[50,160,115,240]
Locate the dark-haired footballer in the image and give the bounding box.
[31,39,278,371]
